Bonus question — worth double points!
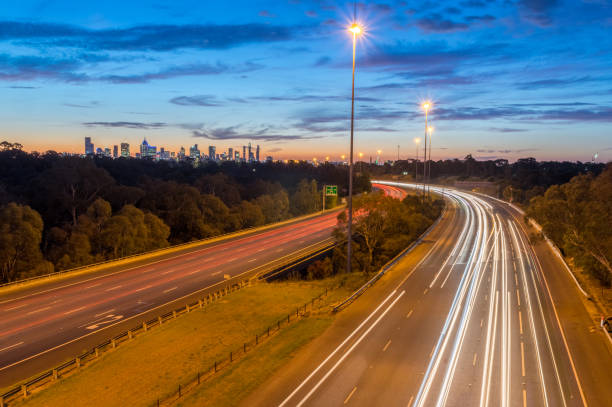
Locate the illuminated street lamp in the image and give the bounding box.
[421,101,432,198]
[376,149,382,165]
[414,137,420,181]
[359,152,364,172]
[346,20,362,274]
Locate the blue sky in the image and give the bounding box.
[1,0,611,162]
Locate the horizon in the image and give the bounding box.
[1,1,611,162]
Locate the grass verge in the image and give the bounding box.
[16,275,364,407]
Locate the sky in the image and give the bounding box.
[0,0,611,162]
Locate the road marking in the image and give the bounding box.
[211,271,222,276]
[523,389,527,407]
[515,273,519,286]
[521,342,526,377]
[516,289,521,307]
[84,283,101,289]
[5,303,27,311]
[480,318,484,328]
[94,309,114,317]
[408,395,414,406]
[344,386,357,404]
[473,352,477,366]
[276,248,283,252]
[287,291,405,407]
[0,342,24,353]
[429,344,436,358]
[134,285,152,292]
[519,311,523,334]
[383,340,391,352]
[27,306,51,315]
[187,270,200,275]
[227,257,237,262]
[64,306,86,315]
[161,269,175,275]
[257,248,265,253]
[247,258,257,263]
[423,288,428,295]
[105,285,122,292]
[163,286,177,294]
[406,309,413,319]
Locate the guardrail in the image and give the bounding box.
[152,288,331,406]
[332,202,446,313]
[0,240,335,406]
[0,207,343,289]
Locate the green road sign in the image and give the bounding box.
[325,185,337,196]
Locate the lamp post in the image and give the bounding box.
[427,126,433,196]
[346,22,362,274]
[414,137,420,181]
[421,101,432,198]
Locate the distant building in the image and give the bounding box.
[256,145,260,162]
[242,145,246,162]
[266,156,273,162]
[235,150,240,161]
[228,147,233,161]
[113,145,118,158]
[85,137,94,155]
[189,144,200,159]
[96,147,103,155]
[104,147,111,157]
[140,138,156,158]
[208,145,216,161]
[120,142,130,157]
[178,146,186,160]
[248,143,252,162]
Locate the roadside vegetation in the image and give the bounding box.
[14,277,363,407]
[526,164,612,310]
[0,142,369,283]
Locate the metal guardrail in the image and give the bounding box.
[0,207,343,289]
[0,240,335,406]
[332,203,446,313]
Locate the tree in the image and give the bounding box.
[231,201,265,229]
[290,179,320,216]
[0,203,52,282]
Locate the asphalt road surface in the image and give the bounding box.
[0,210,340,388]
[245,182,612,407]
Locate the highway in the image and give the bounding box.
[0,209,340,388]
[245,182,612,407]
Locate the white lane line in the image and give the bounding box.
[161,269,175,275]
[5,303,27,311]
[105,285,122,292]
[27,306,51,315]
[247,258,257,263]
[473,352,478,366]
[227,257,237,262]
[278,289,400,407]
[294,291,406,407]
[187,270,200,275]
[94,309,114,317]
[163,286,178,294]
[406,309,413,319]
[383,340,392,352]
[211,271,222,276]
[257,248,265,253]
[276,248,283,252]
[0,342,24,353]
[344,387,357,404]
[84,283,101,289]
[134,285,152,293]
[63,306,86,315]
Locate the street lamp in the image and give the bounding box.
[414,137,420,181]
[376,149,382,165]
[346,21,362,274]
[358,152,363,172]
[421,101,432,198]
[427,126,433,195]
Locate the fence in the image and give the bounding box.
[0,279,251,407]
[152,288,330,406]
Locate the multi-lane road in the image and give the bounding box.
[245,182,612,407]
[0,209,340,388]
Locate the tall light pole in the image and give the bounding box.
[414,137,420,181]
[421,101,432,198]
[347,21,362,274]
[427,126,433,197]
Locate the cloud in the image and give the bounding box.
[6,85,38,89]
[417,15,469,33]
[83,121,167,129]
[465,15,496,22]
[192,126,321,141]
[258,10,276,18]
[314,56,331,66]
[267,147,283,152]
[515,76,595,90]
[434,105,612,122]
[488,127,528,133]
[477,148,536,154]
[518,0,560,26]
[169,95,222,107]
[0,21,294,51]
[305,10,318,18]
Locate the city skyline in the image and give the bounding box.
[1,1,611,162]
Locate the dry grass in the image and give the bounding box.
[16,275,362,407]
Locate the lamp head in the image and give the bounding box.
[349,23,362,35]
[422,101,432,111]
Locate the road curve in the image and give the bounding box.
[0,210,340,388]
[243,183,612,407]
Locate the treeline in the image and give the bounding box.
[0,143,370,283]
[527,164,612,287]
[367,155,604,205]
[306,191,443,279]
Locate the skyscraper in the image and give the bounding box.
[228,147,233,161]
[178,146,185,160]
[208,145,216,161]
[189,144,200,159]
[242,145,246,162]
[113,145,118,158]
[235,150,240,161]
[140,138,149,157]
[248,143,252,162]
[84,137,94,155]
[256,145,260,162]
[120,142,130,157]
